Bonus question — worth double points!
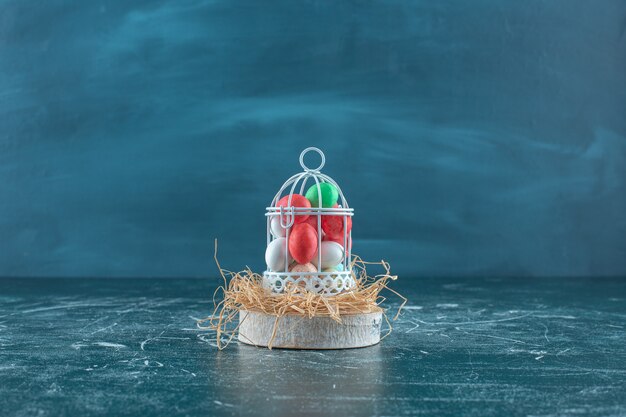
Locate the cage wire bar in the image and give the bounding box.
[264,147,355,295]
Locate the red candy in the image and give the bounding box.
[288,223,318,264]
[303,214,320,231]
[322,205,352,238]
[276,194,311,224]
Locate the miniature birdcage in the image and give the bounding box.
[264,147,355,295]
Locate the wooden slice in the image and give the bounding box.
[237,310,382,349]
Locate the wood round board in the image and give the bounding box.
[237,310,383,349]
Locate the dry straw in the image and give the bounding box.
[198,240,407,349]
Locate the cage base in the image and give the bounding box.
[263,271,356,295]
[237,310,382,349]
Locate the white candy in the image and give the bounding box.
[311,241,344,270]
[265,238,292,272]
[270,217,287,238]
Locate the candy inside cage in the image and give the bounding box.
[264,147,355,295]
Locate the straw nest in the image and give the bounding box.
[198,240,406,349]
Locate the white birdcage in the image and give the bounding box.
[264,147,355,295]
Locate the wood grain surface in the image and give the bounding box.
[238,310,382,349]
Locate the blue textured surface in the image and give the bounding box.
[1,1,625,278]
[1,277,625,416]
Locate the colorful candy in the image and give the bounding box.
[305,183,338,208]
[270,217,287,238]
[311,241,344,269]
[276,194,311,224]
[289,263,317,273]
[268,183,353,275]
[323,234,351,251]
[288,223,318,264]
[322,209,352,238]
[265,237,291,272]
[303,214,320,232]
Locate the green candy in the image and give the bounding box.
[305,183,338,208]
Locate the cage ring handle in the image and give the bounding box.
[299,147,325,172]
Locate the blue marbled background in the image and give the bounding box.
[1,0,625,278]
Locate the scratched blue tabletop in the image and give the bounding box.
[0,277,624,416]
